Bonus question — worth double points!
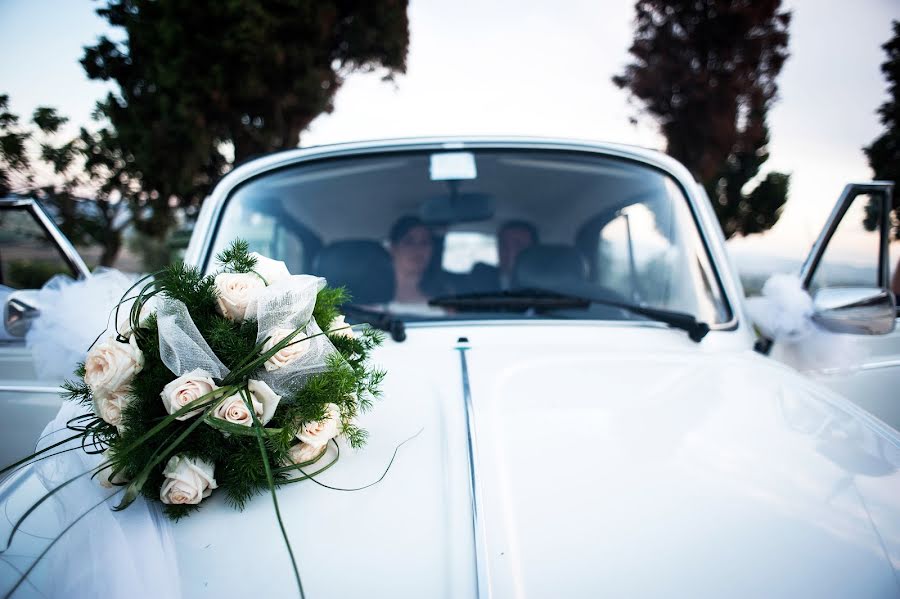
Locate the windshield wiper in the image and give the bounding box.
[341,304,407,342]
[429,289,710,342]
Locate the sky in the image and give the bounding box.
[0,0,898,268]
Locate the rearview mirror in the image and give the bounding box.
[812,287,896,335]
[4,290,41,338]
[420,191,494,225]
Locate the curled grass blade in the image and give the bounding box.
[0,433,85,478]
[245,389,305,599]
[2,489,121,599]
[295,429,423,492]
[274,443,340,484]
[0,459,111,553]
[205,416,282,438]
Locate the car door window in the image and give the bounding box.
[808,191,887,294]
[0,205,77,289]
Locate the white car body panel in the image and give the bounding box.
[773,326,900,430]
[0,346,64,465]
[164,324,900,598]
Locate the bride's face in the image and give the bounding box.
[391,226,433,281]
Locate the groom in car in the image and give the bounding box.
[467,220,539,292]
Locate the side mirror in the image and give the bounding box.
[812,287,896,335]
[4,290,41,338]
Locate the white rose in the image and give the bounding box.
[296,403,341,448]
[213,379,281,427]
[214,272,265,321]
[159,455,217,505]
[262,327,310,372]
[248,379,281,424]
[93,389,130,430]
[161,368,218,420]
[97,449,129,488]
[213,393,261,427]
[328,315,354,338]
[249,252,291,285]
[284,442,325,467]
[84,335,144,399]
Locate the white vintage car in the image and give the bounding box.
[1,138,899,597]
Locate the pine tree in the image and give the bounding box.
[614,0,792,238]
[864,20,900,239]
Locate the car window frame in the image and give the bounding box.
[0,199,90,289]
[801,183,893,292]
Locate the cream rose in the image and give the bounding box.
[161,368,218,420]
[159,455,217,505]
[284,442,325,466]
[214,272,265,321]
[248,379,281,423]
[328,314,354,338]
[249,252,291,285]
[212,379,281,427]
[97,450,129,488]
[213,393,261,427]
[84,335,144,399]
[262,327,310,372]
[296,403,341,448]
[93,389,130,430]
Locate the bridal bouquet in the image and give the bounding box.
[62,240,384,520]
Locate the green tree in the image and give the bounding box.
[613,0,792,238]
[82,0,410,239]
[0,96,130,266]
[0,94,32,195]
[864,20,900,239]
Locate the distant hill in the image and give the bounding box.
[726,245,876,297]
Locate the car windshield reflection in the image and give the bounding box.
[211,150,731,325]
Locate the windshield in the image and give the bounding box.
[210,149,731,324]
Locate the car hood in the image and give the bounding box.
[165,324,900,597]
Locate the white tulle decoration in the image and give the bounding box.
[746,273,814,342]
[252,274,324,342]
[0,401,181,599]
[156,274,336,392]
[157,299,230,379]
[258,318,337,395]
[747,273,861,372]
[25,269,141,380]
[252,275,337,395]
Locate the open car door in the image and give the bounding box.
[0,197,90,465]
[771,182,900,429]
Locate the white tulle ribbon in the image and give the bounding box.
[24,269,141,380]
[746,273,815,342]
[747,273,861,372]
[158,274,337,393]
[157,299,230,379]
[252,274,324,341]
[252,275,338,395]
[0,401,182,599]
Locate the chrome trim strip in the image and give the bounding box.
[815,358,900,376]
[0,196,91,279]
[456,341,492,599]
[0,385,63,394]
[29,201,91,279]
[860,359,900,371]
